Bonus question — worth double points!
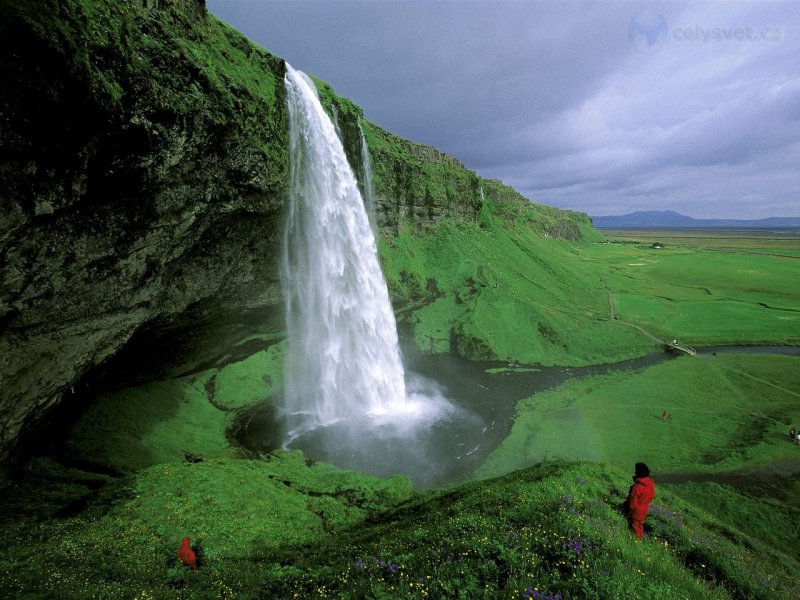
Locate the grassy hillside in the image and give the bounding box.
[2,459,797,599]
[477,354,800,484]
[379,203,649,367]
[257,462,799,599]
[59,338,285,473]
[0,452,412,599]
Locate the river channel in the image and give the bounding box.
[235,337,798,488]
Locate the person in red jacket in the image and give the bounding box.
[625,462,655,540]
[177,537,197,570]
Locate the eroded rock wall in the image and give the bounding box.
[0,0,288,459]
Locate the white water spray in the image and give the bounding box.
[278,65,487,486]
[282,65,430,440]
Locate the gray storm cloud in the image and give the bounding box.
[208,0,800,219]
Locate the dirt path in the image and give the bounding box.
[695,353,800,399]
[600,276,667,346]
[616,318,666,345]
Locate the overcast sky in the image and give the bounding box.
[207,1,799,219]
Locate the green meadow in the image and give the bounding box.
[601,228,800,257]
[581,234,800,346]
[477,353,800,483]
[2,223,799,600]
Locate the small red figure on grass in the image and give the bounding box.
[625,462,655,540]
[178,537,197,570]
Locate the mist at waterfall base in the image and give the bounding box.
[279,65,479,488]
[281,370,484,488]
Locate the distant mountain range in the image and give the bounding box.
[591,210,800,229]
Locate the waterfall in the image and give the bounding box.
[330,103,343,141]
[282,65,410,438]
[280,65,467,486]
[358,122,376,229]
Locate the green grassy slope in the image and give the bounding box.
[259,462,799,599]
[380,205,650,367]
[2,460,797,599]
[61,341,286,472]
[477,354,800,482]
[0,452,412,599]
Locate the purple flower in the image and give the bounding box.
[523,587,561,600]
[649,505,684,528]
[562,537,591,555]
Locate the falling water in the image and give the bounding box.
[283,65,418,435]
[358,122,376,229]
[330,103,343,141]
[281,65,475,485]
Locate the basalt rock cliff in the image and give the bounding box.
[0,0,593,461]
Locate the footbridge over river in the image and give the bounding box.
[664,340,697,356]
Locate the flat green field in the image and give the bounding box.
[581,232,800,346]
[477,353,800,497]
[600,228,800,257]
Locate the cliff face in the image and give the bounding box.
[0,0,592,461]
[0,0,290,459]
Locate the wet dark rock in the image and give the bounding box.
[0,0,286,460]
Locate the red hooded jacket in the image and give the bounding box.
[178,537,197,570]
[627,476,655,521]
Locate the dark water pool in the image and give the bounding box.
[233,341,798,488]
[233,339,673,488]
